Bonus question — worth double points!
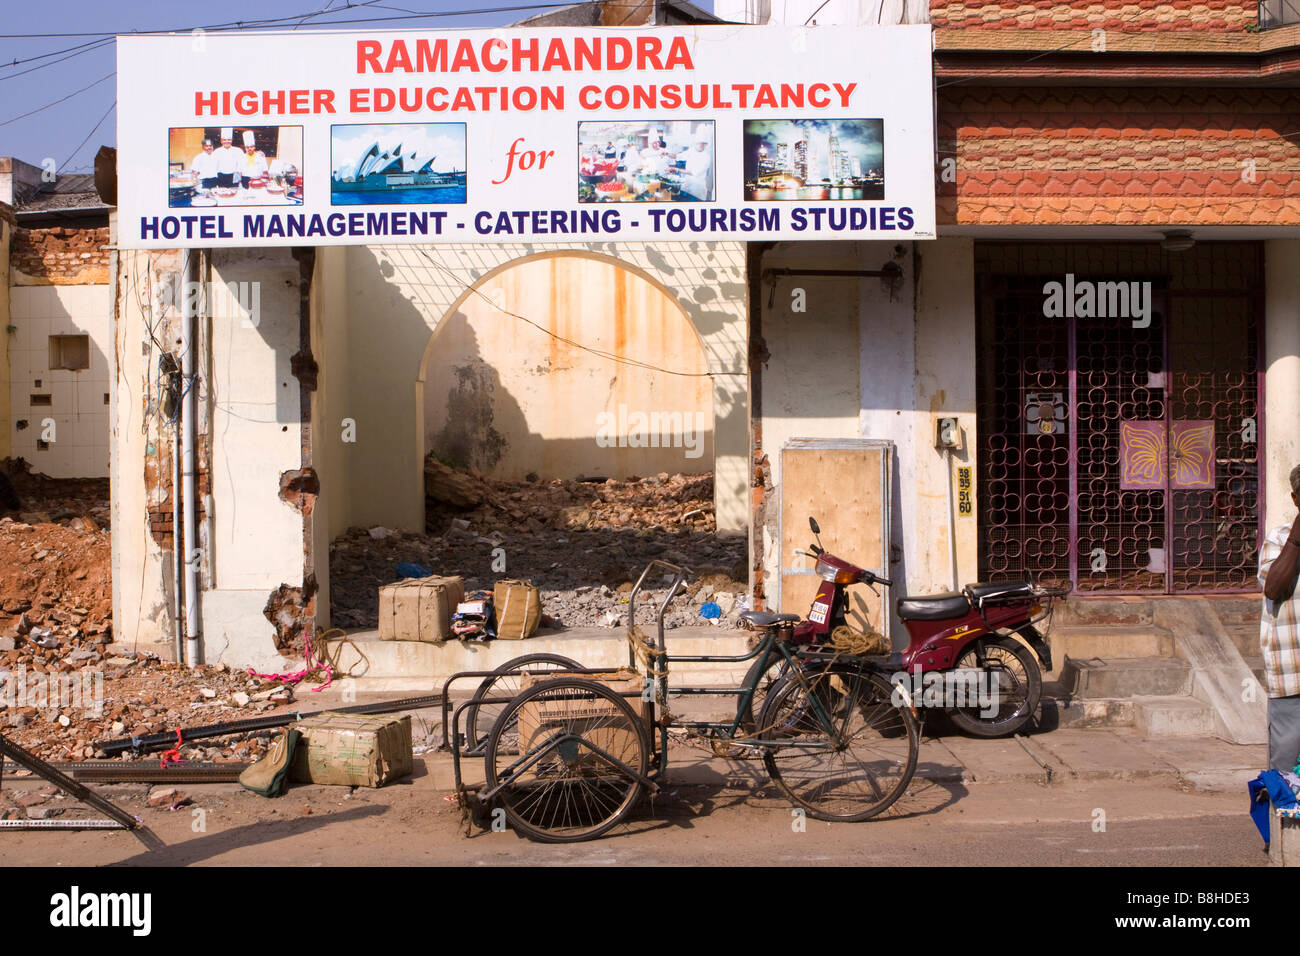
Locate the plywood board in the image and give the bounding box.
[779,440,891,636]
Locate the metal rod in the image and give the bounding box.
[0,734,141,830]
[96,693,444,756]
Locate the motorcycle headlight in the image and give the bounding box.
[816,559,857,585]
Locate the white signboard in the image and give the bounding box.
[116,25,935,248]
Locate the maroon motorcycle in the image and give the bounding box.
[755,517,1065,738]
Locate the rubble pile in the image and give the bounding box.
[0,466,300,764]
[329,466,749,630]
[1,652,295,762]
[0,468,114,657]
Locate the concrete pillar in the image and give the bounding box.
[1264,239,1300,531]
[0,208,11,460]
[912,237,977,592]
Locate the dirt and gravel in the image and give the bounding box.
[0,463,749,768]
[0,465,307,765]
[329,466,750,631]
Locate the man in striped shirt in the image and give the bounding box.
[1259,463,1300,773]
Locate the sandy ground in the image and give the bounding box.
[0,743,1267,868]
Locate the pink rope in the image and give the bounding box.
[247,629,334,692]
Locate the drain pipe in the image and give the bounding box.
[172,409,183,664]
[180,248,202,667]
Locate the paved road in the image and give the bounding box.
[0,750,1267,867]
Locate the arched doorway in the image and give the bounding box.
[418,251,714,483]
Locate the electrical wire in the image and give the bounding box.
[413,248,735,379]
[0,71,113,128]
[60,99,115,172]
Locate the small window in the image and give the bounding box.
[30,394,52,406]
[103,393,110,405]
[33,378,42,388]
[49,334,90,371]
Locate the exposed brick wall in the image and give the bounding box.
[930,1,1258,31]
[10,225,109,282]
[146,435,211,551]
[937,86,1300,225]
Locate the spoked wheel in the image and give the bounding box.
[944,635,1041,739]
[464,653,582,753]
[713,640,790,759]
[758,665,918,822]
[484,678,649,843]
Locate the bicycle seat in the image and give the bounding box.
[739,611,801,627]
[896,592,970,621]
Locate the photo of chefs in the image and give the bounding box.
[578,120,714,203]
[167,126,304,207]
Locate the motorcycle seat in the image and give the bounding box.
[896,592,970,621]
[739,611,801,627]
[965,581,1034,604]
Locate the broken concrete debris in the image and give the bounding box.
[330,468,747,632]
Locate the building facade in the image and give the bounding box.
[107,1,1300,669]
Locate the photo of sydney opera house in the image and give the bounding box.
[330,123,467,205]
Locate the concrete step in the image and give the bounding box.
[1047,626,1173,675]
[1043,696,1136,730]
[1242,654,1265,686]
[1223,622,1260,659]
[1054,597,1154,628]
[1059,656,1191,699]
[1133,696,1216,737]
[324,625,757,691]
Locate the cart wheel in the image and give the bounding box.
[484,677,649,843]
[464,654,582,752]
[758,666,918,823]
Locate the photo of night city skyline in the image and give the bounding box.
[743,118,884,201]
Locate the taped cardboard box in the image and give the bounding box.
[377,576,464,642]
[290,712,413,788]
[516,670,650,767]
[494,579,541,640]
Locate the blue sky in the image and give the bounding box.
[0,0,712,175]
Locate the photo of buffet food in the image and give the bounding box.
[577,120,714,203]
[168,126,304,207]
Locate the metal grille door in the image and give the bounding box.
[975,244,1262,594]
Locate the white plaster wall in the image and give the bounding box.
[0,218,9,459]
[110,246,174,655]
[1265,239,1300,533]
[7,284,111,477]
[758,238,976,637]
[421,254,714,481]
[911,238,978,593]
[315,242,749,540]
[202,248,307,670]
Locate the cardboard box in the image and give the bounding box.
[377,576,464,642]
[290,712,413,788]
[516,670,649,767]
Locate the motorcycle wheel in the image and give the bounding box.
[944,635,1041,738]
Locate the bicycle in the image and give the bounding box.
[441,560,921,843]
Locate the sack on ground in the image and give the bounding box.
[495,579,542,640]
[238,728,301,797]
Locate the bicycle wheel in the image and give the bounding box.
[484,678,649,843]
[944,635,1041,739]
[758,665,918,822]
[464,653,582,752]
